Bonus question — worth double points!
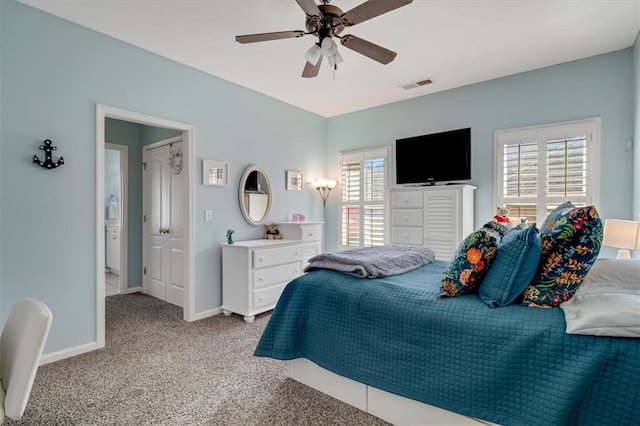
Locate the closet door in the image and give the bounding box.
[143,141,184,307]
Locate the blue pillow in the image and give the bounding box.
[479,226,542,307]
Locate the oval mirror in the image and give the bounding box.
[238,165,272,226]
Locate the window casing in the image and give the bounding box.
[494,118,600,226]
[338,147,390,248]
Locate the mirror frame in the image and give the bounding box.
[238,165,273,226]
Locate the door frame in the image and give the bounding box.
[105,142,128,295]
[96,104,195,349]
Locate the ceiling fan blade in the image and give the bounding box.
[235,30,305,44]
[341,0,413,26]
[295,0,322,19]
[302,57,322,78]
[340,34,397,64]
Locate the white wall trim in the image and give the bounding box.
[40,342,99,366]
[192,307,223,321]
[96,104,197,354]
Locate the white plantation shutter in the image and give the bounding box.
[495,118,600,225]
[339,147,390,248]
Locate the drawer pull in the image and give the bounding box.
[294,252,300,256]
[258,296,264,301]
[258,257,264,261]
[257,277,264,281]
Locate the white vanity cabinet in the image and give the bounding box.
[221,224,322,323]
[106,225,120,273]
[391,185,475,261]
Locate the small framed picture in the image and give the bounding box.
[203,160,229,186]
[286,170,303,191]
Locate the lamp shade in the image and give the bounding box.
[312,178,336,189]
[603,219,640,259]
[321,37,338,57]
[327,51,343,67]
[304,43,322,65]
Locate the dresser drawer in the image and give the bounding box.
[277,223,322,241]
[298,224,321,241]
[391,226,423,246]
[253,245,302,268]
[253,283,287,310]
[252,262,302,290]
[391,209,423,227]
[391,191,423,209]
[302,243,321,264]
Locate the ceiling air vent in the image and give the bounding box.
[400,78,434,90]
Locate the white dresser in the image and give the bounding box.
[221,222,322,323]
[391,185,475,261]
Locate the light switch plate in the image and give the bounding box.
[204,210,213,222]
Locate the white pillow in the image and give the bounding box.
[582,258,640,286]
[560,259,640,338]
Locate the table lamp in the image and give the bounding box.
[603,219,640,259]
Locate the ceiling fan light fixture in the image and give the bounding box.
[321,37,338,57]
[327,51,343,68]
[304,43,322,64]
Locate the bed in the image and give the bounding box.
[254,259,640,425]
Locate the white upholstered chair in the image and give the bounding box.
[0,298,53,422]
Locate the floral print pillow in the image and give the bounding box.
[520,202,603,308]
[439,221,509,298]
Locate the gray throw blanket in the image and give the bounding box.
[303,245,436,278]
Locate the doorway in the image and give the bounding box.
[104,143,128,297]
[96,104,195,349]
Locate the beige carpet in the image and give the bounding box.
[7,293,390,425]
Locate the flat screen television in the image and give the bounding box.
[395,127,471,185]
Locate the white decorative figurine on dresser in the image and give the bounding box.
[221,222,323,323]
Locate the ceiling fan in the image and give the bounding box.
[235,0,413,78]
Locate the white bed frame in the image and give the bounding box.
[288,358,498,426]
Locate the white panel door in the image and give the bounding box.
[143,140,184,308]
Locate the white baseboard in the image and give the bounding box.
[124,286,143,294]
[192,306,222,321]
[40,342,100,366]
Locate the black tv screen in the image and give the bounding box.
[395,127,471,185]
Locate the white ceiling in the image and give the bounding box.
[19,0,640,118]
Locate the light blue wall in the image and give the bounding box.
[105,118,142,288]
[634,33,640,221]
[325,50,635,254]
[0,0,4,316]
[0,0,326,353]
[141,126,182,145]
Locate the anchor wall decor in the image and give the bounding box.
[33,139,64,169]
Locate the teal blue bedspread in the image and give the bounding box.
[254,260,640,426]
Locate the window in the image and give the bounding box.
[338,147,390,248]
[494,118,600,226]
